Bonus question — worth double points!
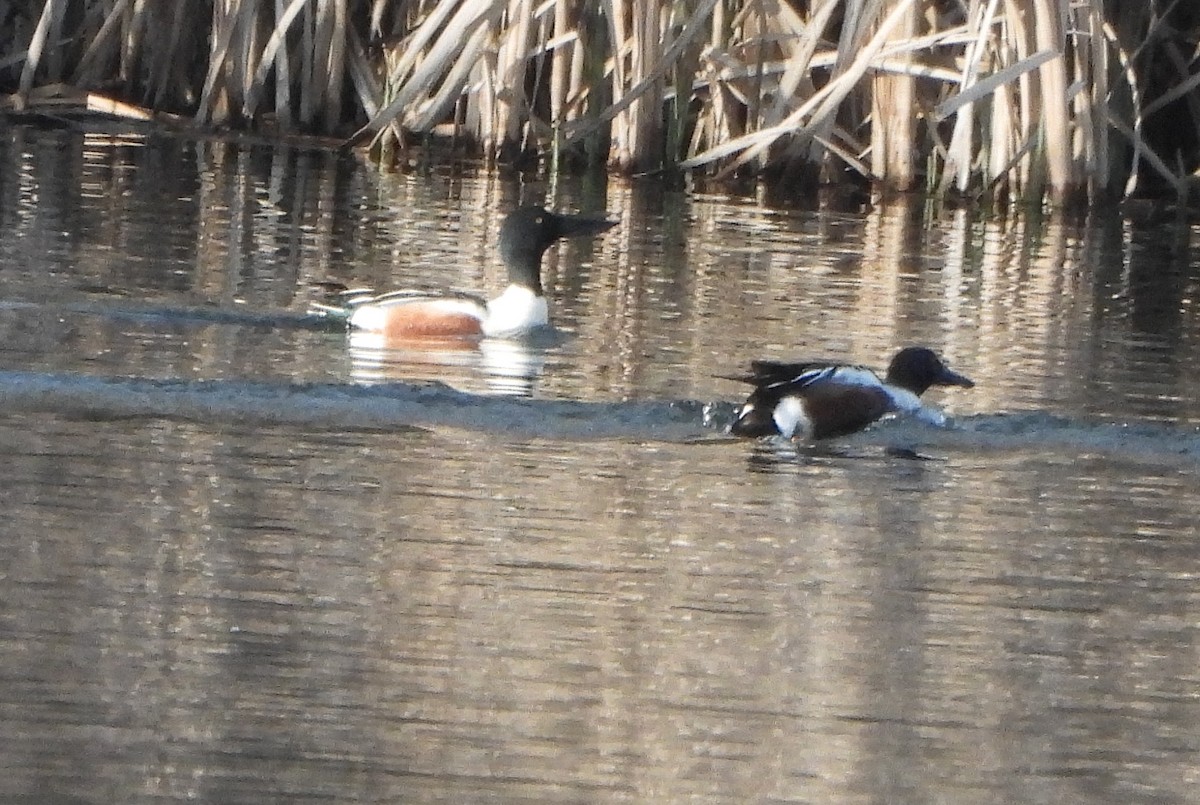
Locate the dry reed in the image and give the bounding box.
[2,0,1198,205]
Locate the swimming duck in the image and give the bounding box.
[313,205,615,339]
[728,346,975,440]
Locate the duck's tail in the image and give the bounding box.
[306,282,378,322]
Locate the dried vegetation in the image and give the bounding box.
[2,1,1198,204]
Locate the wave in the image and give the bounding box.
[0,370,711,440]
[2,370,1197,464]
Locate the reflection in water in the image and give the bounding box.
[346,329,549,397]
[2,417,1196,803]
[0,126,1198,804]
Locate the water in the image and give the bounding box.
[0,125,1198,804]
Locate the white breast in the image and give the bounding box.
[878,386,950,427]
[483,285,548,337]
[881,385,923,414]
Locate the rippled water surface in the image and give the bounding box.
[1,126,1198,804]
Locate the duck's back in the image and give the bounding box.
[730,361,896,439]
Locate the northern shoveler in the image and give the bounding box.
[313,205,616,340]
[727,346,975,440]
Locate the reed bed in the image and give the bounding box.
[1,0,1197,205]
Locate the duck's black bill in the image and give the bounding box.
[936,367,975,388]
[553,213,618,239]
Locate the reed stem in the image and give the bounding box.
[2,0,1196,205]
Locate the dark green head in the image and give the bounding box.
[498,206,616,293]
[885,347,975,395]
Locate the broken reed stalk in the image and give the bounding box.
[1031,0,1074,203]
[1,0,1197,205]
[870,0,919,192]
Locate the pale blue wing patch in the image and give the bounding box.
[768,365,883,392]
[824,366,885,389]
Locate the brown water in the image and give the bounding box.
[0,126,1198,804]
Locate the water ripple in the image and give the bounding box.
[3,369,1198,464]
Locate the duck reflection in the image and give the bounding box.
[346,329,548,397]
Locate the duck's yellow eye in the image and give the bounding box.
[534,216,543,224]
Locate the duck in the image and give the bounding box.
[727,346,975,440]
[312,205,616,340]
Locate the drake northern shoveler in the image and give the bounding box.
[313,205,616,340]
[727,346,975,440]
